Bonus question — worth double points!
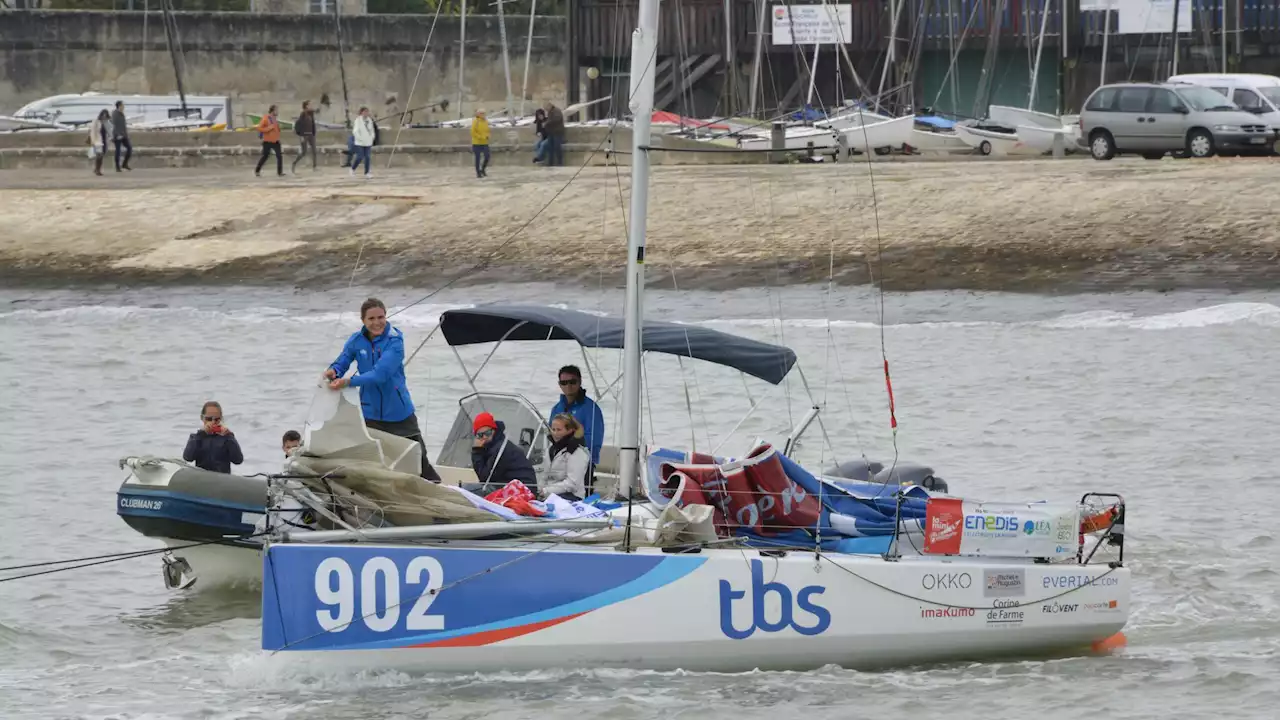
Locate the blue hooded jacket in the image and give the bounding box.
[550,392,605,466]
[329,324,416,423]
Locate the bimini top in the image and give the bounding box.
[438,304,798,385]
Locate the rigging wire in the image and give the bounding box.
[384,0,447,170]
[0,533,266,584]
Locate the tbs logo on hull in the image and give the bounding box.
[719,559,831,640]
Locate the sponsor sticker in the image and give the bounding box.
[983,568,1025,598]
[921,571,972,591]
[923,498,964,555]
[921,607,976,619]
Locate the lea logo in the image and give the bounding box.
[719,559,831,639]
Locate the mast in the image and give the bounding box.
[1100,2,1111,86]
[518,0,537,118]
[1028,0,1051,110]
[876,0,906,113]
[158,0,188,117]
[459,0,468,119]
[748,0,766,117]
[332,0,352,128]
[619,0,661,512]
[496,0,516,124]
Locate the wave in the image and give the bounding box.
[4,302,1278,331]
[702,303,1280,331]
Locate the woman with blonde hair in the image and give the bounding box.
[540,412,590,500]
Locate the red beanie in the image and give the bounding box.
[472,412,497,434]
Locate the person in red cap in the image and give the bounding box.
[466,411,537,496]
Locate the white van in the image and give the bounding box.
[1167,73,1280,139]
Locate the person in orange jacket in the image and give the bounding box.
[254,105,284,177]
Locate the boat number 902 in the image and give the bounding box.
[314,556,446,633]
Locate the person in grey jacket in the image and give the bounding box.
[111,101,132,172]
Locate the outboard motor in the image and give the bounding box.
[827,458,948,494]
[825,458,886,482]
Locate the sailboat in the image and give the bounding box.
[256,0,1131,672]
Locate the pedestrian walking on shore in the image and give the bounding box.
[543,101,566,167]
[291,100,317,174]
[89,109,111,176]
[254,105,284,177]
[349,106,376,179]
[532,107,548,163]
[111,100,132,172]
[471,108,491,178]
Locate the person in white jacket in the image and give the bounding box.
[89,109,112,176]
[540,413,591,501]
[349,106,376,178]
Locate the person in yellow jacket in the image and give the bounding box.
[470,109,491,179]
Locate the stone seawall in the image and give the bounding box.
[0,10,569,126]
[0,126,767,169]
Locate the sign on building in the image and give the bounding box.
[772,5,854,45]
[1115,0,1191,35]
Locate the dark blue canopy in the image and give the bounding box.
[438,304,798,385]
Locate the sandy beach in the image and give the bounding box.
[2,157,1278,292]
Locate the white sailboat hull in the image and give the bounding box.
[839,116,915,152]
[261,542,1130,672]
[955,124,1041,155]
[908,127,971,153]
[1016,123,1079,153]
[988,105,1063,130]
[737,126,840,152]
[816,109,894,131]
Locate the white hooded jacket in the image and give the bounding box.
[540,441,590,498]
[352,115,377,147]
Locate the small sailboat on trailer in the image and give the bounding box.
[258,0,1131,672]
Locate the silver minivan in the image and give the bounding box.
[1079,82,1272,160]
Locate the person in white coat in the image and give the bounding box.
[540,413,591,501]
[349,106,376,178]
[89,109,112,176]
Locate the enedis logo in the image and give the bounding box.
[964,514,1020,535]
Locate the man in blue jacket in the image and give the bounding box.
[549,365,604,468]
[324,298,442,483]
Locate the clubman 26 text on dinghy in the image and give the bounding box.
[255,0,1130,672]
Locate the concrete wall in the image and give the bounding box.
[0,10,568,126]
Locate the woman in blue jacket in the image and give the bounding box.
[325,298,442,482]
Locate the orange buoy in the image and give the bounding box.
[1091,631,1127,653]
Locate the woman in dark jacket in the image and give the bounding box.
[183,400,244,474]
[532,108,547,164]
[466,412,537,496]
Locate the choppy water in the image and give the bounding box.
[2,283,1278,719]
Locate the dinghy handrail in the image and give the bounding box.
[281,518,613,544]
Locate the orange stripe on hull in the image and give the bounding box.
[407,612,589,649]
